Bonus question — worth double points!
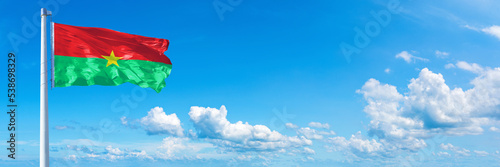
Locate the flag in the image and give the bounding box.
[53,23,172,92]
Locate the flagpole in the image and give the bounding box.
[40,8,51,167]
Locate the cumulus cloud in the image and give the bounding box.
[308,122,330,129]
[384,68,391,74]
[343,66,500,158]
[140,107,184,136]
[188,106,312,151]
[357,67,500,141]
[395,51,429,63]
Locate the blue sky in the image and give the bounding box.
[1,0,500,166]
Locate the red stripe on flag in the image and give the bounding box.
[54,23,171,65]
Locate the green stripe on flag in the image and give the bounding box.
[54,55,172,92]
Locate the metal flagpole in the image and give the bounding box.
[40,8,51,167]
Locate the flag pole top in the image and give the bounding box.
[41,8,52,16]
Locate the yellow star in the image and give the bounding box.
[102,50,123,67]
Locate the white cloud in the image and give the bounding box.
[474,150,489,156]
[140,107,184,136]
[54,125,73,130]
[318,130,336,136]
[490,127,500,132]
[439,143,454,150]
[303,147,315,154]
[466,25,500,40]
[105,145,124,155]
[482,25,500,40]
[86,153,99,158]
[73,145,153,161]
[308,122,330,129]
[440,143,471,156]
[158,137,187,158]
[65,155,78,163]
[351,66,500,158]
[444,63,455,69]
[296,127,335,140]
[395,51,429,63]
[156,137,213,160]
[384,68,391,74]
[128,150,152,160]
[435,50,450,58]
[285,123,298,129]
[436,151,451,157]
[54,106,320,162]
[327,132,426,159]
[456,61,484,74]
[54,138,211,162]
[358,67,500,139]
[189,106,312,151]
[327,131,386,158]
[292,147,316,155]
[104,148,153,161]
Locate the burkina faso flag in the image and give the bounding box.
[53,23,172,92]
